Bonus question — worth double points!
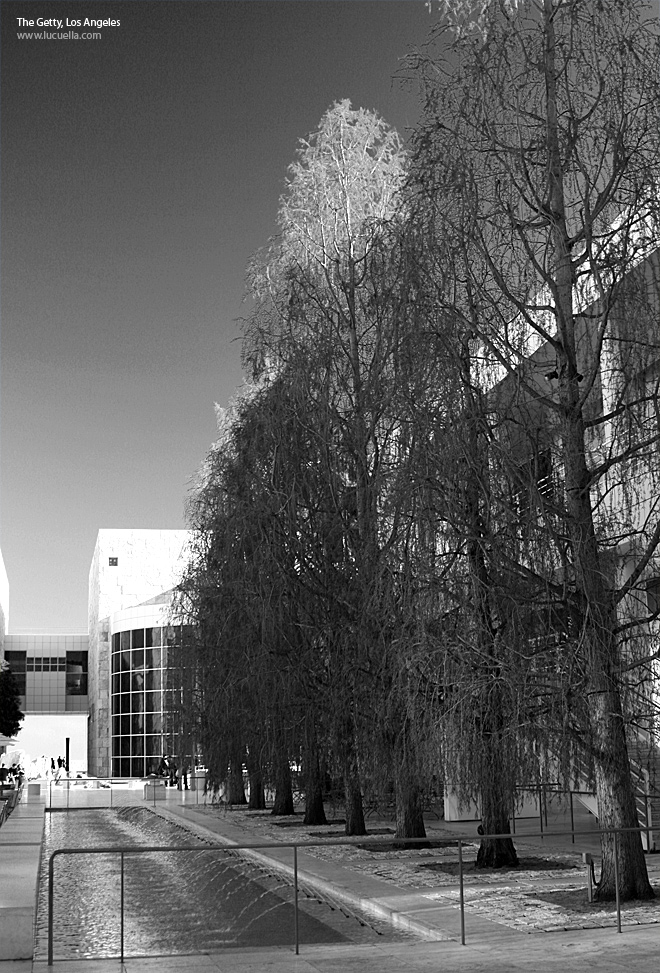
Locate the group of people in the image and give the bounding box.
[156,755,189,790]
[0,759,24,789]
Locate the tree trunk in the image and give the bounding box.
[343,758,366,836]
[591,665,654,900]
[271,752,295,816]
[303,749,327,826]
[541,0,652,901]
[245,748,266,810]
[394,767,428,847]
[247,769,266,810]
[225,756,247,805]
[476,736,518,869]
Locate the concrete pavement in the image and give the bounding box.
[0,788,45,961]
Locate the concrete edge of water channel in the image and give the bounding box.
[151,804,451,944]
[0,796,47,960]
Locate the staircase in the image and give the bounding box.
[570,744,660,852]
[629,745,660,852]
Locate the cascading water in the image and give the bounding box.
[35,806,405,959]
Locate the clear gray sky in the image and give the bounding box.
[1,0,434,632]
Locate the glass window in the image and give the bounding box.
[146,734,163,756]
[131,692,145,714]
[112,674,120,695]
[116,758,131,777]
[27,659,35,672]
[146,627,161,648]
[112,633,120,652]
[145,645,162,668]
[119,693,131,714]
[131,629,145,649]
[131,757,145,777]
[132,713,145,734]
[66,651,88,695]
[146,713,163,735]
[145,669,161,691]
[120,631,130,651]
[66,666,87,696]
[5,651,27,670]
[145,691,161,713]
[132,649,144,670]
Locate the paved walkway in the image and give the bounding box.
[2,786,660,972]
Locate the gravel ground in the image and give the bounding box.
[194,804,660,934]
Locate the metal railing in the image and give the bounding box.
[47,776,206,810]
[46,824,647,965]
[0,781,23,826]
[509,779,657,853]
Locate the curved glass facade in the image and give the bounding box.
[110,624,193,777]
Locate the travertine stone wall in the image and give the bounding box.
[87,529,190,776]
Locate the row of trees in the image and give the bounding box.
[175,1,660,900]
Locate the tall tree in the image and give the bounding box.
[245,101,447,837]
[410,0,660,897]
[0,662,24,738]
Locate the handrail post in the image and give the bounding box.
[614,830,621,934]
[48,852,55,966]
[458,839,465,946]
[120,851,125,962]
[569,790,575,844]
[293,845,299,955]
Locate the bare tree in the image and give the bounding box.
[409,0,660,897]
[244,101,454,837]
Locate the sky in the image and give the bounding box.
[1,0,436,632]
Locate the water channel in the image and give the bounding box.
[35,806,406,960]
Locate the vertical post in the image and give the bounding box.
[614,831,621,934]
[294,845,299,955]
[65,737,70,774]
[120,851,125,962]
[111,779,113,809]
[569,791,575,844]
[48,853,55,966]
[539,785,544,837]
[458,839,465,946]
[511,800,516,835]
